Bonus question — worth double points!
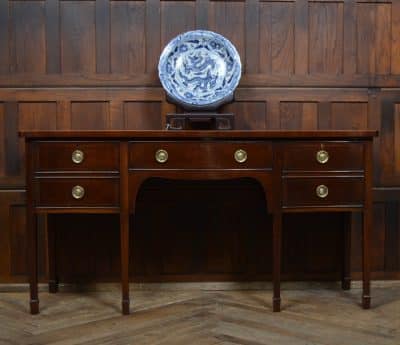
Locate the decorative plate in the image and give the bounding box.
[158,30,242,110]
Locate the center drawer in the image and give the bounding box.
[129,142,272,169]
[34,177,119,207]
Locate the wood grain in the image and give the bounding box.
[1,284,399,345]
[0,0,399,284]
[60,1,96,73]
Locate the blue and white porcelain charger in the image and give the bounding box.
[158,30,242,111]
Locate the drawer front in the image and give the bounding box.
[282,177,364,207]
[34,177,119,207]
[129,142,273,169]
[34,142,119,172]
[282,142,364,171]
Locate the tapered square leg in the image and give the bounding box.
[120,142,130,315]
[28,211,39,314]
[273,297,281,312]
[30,299,39,315]
[273,213,282,312]
[122,299,130,315]
[362,141,372,309]
[362,295,371,309]
[341,213,352,291]
[120,214,130,315]
[47,222,59,293]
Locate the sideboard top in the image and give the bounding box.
[19,130,378,140]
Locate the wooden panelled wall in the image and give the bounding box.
[0,0,400,283]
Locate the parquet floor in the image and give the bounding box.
[0,282,399,345]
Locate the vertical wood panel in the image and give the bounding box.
[18,102,57,131]
[258,2,271,74]
[18,102,58,171]
[4,102,19,176]
[0,193,11,277]
[110,1,145,74]
[331,102,368,130]
[71,102,109,130]
[223,102,266,130]
[309,2,343,74]
[11,1,46,73]
[161,1,195,49]
[380,98,395,184]
[245,0,259,74]
[0,0,8,74]
[209,1,245,62]
[109,100,124,129]
[0,103,4,177]
[385,202,400,272]
[357,3,391,74]
[394,104,400,174]
[294,0,308,75]
[0,192,26,279]
[60,1,96,73]
[96,0,110,74]
[392,1,400,74]
[124,102,162,130]
[343,0,357,75]
[196,0,209,29]
[266,100,280,130]
[56,100,71,130]
[271,2,295,74]
[375,4,391,75]
[280,102,302,129]
[372,204,385,272]
[45,0,61,73]
[145,0,161,75]
[279,102,317,130]
[302,102,318,129]
[10,205,26,275]
[318,102,331,129]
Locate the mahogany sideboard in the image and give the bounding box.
[20,130,378,315]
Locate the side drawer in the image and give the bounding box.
[129,141,273,169]
[282,176,364,207]
[34,142,120,172]
[282,142,364,171]
[34,177,119,207]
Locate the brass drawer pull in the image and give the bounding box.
[155,149,168,163]
[316,150,329,164]
[316,184,328,198]
[72,149,84,164]
[72,185,85,200]
[234,149,247,163]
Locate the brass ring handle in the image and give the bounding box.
[72,149,84,164]
[155,149,168,163]
[316,184,329,198]
[316,150,329,164]
[72,185,85,200]
[234,149,247,163]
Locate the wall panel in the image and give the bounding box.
[309,2,343,74]
[161,1,195,48]
[10,1,46,73]
[70,102,109,130]
[356,3,391,75]
[60,1,96,73]
[110,1,146,74]
[259,2,295,74]
[0,0,399,284]
[209,1,245,62]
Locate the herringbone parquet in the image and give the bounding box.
[0,282,399,345]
